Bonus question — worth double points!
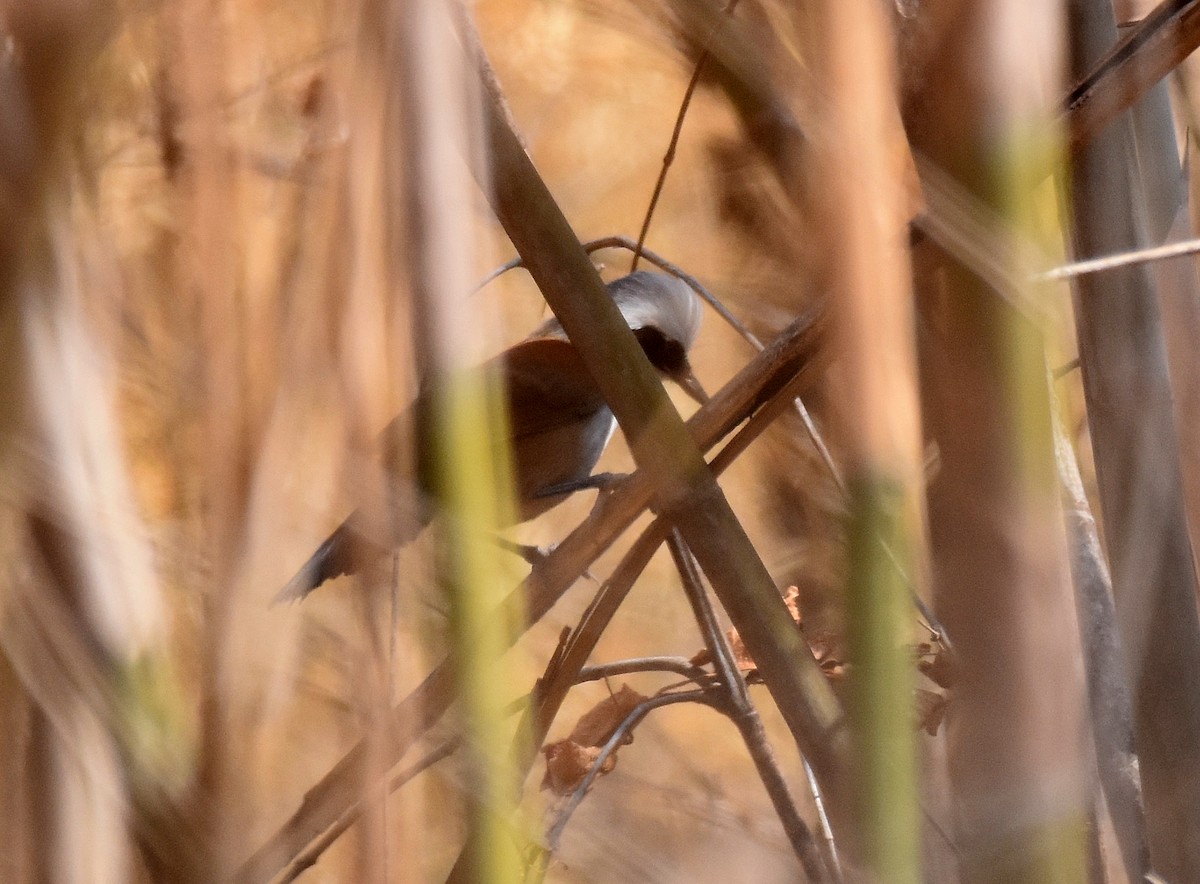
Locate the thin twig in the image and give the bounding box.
[630,58,706,272]
[277,740,459,883]
[803,757,844,880]
[575,657,711,684]
[544,690,719,851]
[630,0,742,271]
[1035,236,1200,281]
[667,530,831,882]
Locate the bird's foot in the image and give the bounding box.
[533,471,626,500]
[492,537,598,582]
[493,536,557,567]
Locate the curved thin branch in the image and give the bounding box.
[544,690,720,851]
[575,657,711,685]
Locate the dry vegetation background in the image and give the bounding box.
[5,0,1200,882]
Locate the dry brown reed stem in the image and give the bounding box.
[477,30,851,818]
[0,4,199,883]
[156,3,249,874]
[1067,0,1200,877]
[913,163,1152,880]
[812,0,924,878]
[904,1,1089,878]
[1066,0,1200,151]
[238,293,830,884]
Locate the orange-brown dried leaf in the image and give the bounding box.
[917,641,957,689]
[565,684,647,748]
[807,627,846,668]
[541,741,618,795]
[915,688,949,736]
[691,587,804,672]
[725,628,755,671]
[541,684,647,795]
[782,585,802,625]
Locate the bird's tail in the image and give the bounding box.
[273,522,372,605]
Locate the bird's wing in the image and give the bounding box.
[498,338,608,440]
[500,338,615,515]
[378,339,608,489]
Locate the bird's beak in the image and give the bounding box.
[672,363,709,406]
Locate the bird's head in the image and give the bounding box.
[535,270,707,403]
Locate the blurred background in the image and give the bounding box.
[4,0,1200,881]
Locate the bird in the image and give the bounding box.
[275,270,705,603]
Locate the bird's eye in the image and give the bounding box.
[634,326,687,374]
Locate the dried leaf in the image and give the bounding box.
[542,741,615,795]
[917,641,957,689]
[690,585,804,672]
[566,684,647,747]
[782,584,802,624]
[540,684,649,795]
[807,628,845,668]
[915,688,949,736]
